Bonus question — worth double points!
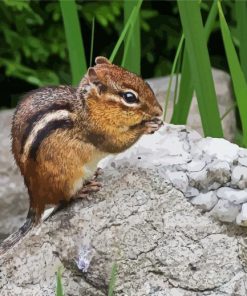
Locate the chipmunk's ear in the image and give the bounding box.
[86,67,107,94]
[87,67,98,82]
[95,56,111,65]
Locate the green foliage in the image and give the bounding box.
[235,0,247,81]
[0,0,182,89]
[56,267,64,296]
[0,0,123,87]
[171,1,218,125]
[0,0,65,86]
[123,0,141,74]
[109,0,143,64]
[108,263,118,296]
[60,0,87,85]
[1,0,247,145]
[177,1,223,138]
[89,18,95,67]
[218,0,247,146]
[163,35,184,121]
[78,1,122,30]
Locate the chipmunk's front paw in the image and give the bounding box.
[144,118,163,134]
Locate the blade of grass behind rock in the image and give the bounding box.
[171,1,219,127]
[178,0,223,137]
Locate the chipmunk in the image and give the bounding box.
[0,56,163,256]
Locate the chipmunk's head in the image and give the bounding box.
[78,56,162,128]
[77,56,163,152]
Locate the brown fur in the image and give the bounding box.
[12,56,163,217]
[24,130,96,218]
[0,56,162,256]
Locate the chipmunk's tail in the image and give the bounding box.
[0,208,36,256]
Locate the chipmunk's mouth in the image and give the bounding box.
[131,117,163,129]
[141,117,163,125]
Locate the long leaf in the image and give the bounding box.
[177,1,223,137]
[56,268,64,296]
[109,0,142,63]
[163,35,184,121]
[89,17,95,67]
[170,49,192,124]
[218,1,247,146]
[108,263,117,296]
[236,0,247,81]
[122,0,141,74]
[171,1,218,125]
[60,0,87,85]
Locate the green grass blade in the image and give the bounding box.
[171,1,218,125]
[218,1,247,146]
[204,0,218,41]
[173,49,182,109]
[170,49,192,124]
[221,102,236,121]
[177,1,223,137]
[109,0,142,63]
[163,35,184,121]
[56,268,64,296]
[60,0,87,85]
[108,263,117,296]
[90,17,95,67]
[236,0,247,81]
[122,0,141,74]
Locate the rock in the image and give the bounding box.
[1,116,247,294]
[231,166,247,189]
[186,160,206,172]
[147,69,236,141]
[188,169,208,190]
[191,191,218,211]
[207,160,231,184]
[236,204,247,226]
[184,187,199,198]
[0,168,246,296]
[239,157,247,167]
[217,187,247,204]
[195,138,239,163]
[211,200,240,223]
[165,171,188,193]
[0,110,28,238]
[188,160,231,192]
[239,149,247,158]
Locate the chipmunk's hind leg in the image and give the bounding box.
[44,174,103,220]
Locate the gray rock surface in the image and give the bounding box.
[191,191,218,211]
[1,122,247,294]
[1,166,247,296]
[0,109,28,239]
[147,68,236,141]
[99,124,247,226]
[231,166,247,189]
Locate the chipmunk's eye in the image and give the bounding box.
[121,92,138,104]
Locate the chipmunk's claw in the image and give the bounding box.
[73,180,102,199]
[144,118,163,134]
[93,167,103,179]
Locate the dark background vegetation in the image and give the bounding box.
[0,0,235,108]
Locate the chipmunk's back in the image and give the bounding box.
[11,85,80,165]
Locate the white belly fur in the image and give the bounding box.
[71,151,108,196]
